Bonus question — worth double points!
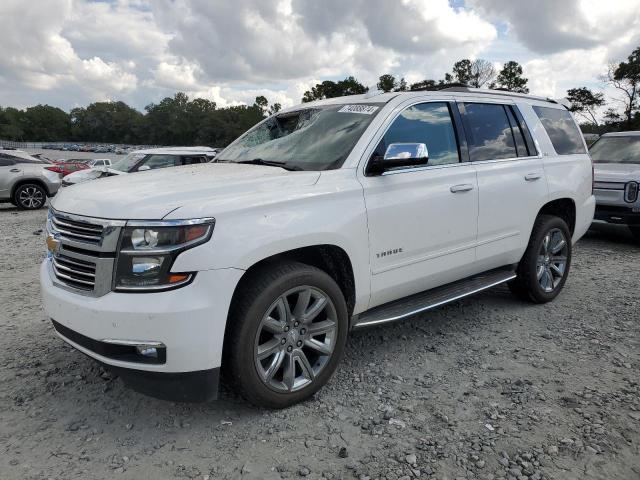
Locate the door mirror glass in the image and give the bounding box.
[384,143,429,161]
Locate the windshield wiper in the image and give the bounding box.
[234,158,303,171]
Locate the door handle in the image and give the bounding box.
[525,173,542,181]
[10,168,21,173]
[450,184,474,193]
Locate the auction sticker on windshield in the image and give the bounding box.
[338,105,379,115]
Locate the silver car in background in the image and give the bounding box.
[591,131,640,241]
[0,149,61,209]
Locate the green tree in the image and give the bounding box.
[395,78,408,91]
[254,95,269,115]
[71,101,144,143]
[302,76,368,102]
[268,103,282,115]
[494,61,529,93]
[566,87,605,129]
[607,46,640,129]
[0,107,26,140]
[409,79,437,90]
[469,59,496,88]
[377,74,397,92]
[20,105,71,141]
[452,59,472,85]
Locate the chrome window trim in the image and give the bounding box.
[125,218,215,227]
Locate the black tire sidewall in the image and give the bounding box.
[520,215,572,303]
[229,264,348,408]
[14,184,46,210]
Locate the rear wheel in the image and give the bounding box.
[509,215,572,303]
[225,262,348,408]
[629,225,640,242]
[14,183,47,210]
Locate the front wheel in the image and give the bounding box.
[225,262,348,408]
[14,183,47,210]
[509,215,572,303]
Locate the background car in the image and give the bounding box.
[45,160,90,178]
[591,131,640,240]
[61,146,217,187]
[0,148,61,209]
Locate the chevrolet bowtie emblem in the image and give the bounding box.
[46,235,60,254]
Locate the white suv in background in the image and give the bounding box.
[62,146,216,187]
[590,131,640,240]
[41,88,594,408]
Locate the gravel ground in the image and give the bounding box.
[1,205,639,480]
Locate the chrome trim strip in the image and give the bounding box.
[353,273,517,329]
[114,274,193,292]
[125,218,215,227]
[50,207,127,227]
[52,264,95,287]
[101,339,165,347]
[52,217,103,233]
[52,260,96,278]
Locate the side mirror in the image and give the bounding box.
[138,165,151,172]
[367,143,429,175]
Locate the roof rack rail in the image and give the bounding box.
[438,86,557,104]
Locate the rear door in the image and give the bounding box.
[459,101,548,271]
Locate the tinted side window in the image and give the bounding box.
[182,156,206,165]
[461,103,517,161]
[140,154,178,170]
[0,157,15,167]
[532,106,586,155]
[376,102,459,166]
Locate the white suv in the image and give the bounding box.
[40,88,595,408]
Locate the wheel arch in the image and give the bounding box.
[229,244,357,318]
[537,197,576,235]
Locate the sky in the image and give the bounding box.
[0,0,639,113]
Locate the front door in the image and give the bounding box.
[0,157,22,198]
[359,101,479,308]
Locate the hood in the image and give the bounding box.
[64,167,125,183]
[594,162,640,183]
[52,163,321,219]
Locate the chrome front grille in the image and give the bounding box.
[47,208,126,297]
[50,215,104,244]
[52,254,96,291]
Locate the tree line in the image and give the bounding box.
[0,93,281,146]
[1,46,638,146]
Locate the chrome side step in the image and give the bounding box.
[351,266,517,330]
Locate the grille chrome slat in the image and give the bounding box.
[50,212,104,244]
[52,264,95,288]
[52,260,96,279]
[52,217,103,234]
[53,255,96,272]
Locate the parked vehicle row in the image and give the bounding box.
[41,87,596,408]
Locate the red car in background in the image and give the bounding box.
[45,160,90,178]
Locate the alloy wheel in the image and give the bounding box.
[18,186,44,209]
[254,286,338,393]
[536,228,568,293]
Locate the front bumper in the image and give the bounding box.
[594,205,640,225]
[40,260,244,400]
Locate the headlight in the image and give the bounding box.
[114,218,214,292]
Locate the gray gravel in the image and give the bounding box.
[1,205,639,480]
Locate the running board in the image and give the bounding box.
[351,266,517,330]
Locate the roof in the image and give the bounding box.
[601,131,640,137]
[132,146,217,155]
[283,87,560,112]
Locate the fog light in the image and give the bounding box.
[136,345,158,359]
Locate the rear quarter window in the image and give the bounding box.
[532,106,586,155]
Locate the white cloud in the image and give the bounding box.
[0,0,639,112]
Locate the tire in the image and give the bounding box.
[224,261,348,408]
[509,215,572,304]
[629,225,640,242]
[13,183,47,210]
